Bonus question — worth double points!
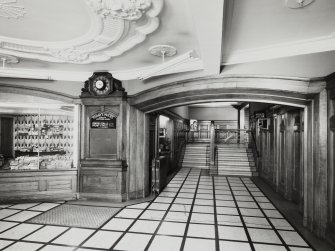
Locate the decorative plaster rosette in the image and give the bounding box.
[0,0,163,64]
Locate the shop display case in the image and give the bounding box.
[0,105,78,202]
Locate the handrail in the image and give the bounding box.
[249,130,259,157]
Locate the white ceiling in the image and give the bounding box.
[0,0,335,84]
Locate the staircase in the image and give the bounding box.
[182,143,209,169]
[216,145,257,176]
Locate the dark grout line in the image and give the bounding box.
[179,169,202,251]
[240,177,292,251]
[212,176,220,250]
[226,176,256,251]
[143,168,193,251]
[248,178,317,251]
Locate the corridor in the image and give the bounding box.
[0,167,314,251]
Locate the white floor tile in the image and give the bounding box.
[215,194,234,201]
[5,211,41,222]
[279,230,308,246]
[29,203,60,212]
[9,203,40,210]
[289,247,313,251]
[140,210,165,220]
[0,240,13,249]
[116,208,143,219]
[240,208,264,217]
[220,240,252,251]
[270,218,294,230]
[4,241,43,251]
[24,225,68,242]
[187,223,215,238]
[114,233,152,251]
[237,201,259,209]
[243,216,272,229]
[184,237,216,251]
[216,200,235,207]
[40,245,74,251]
[129,220,160,234]
[258,202,276,210]
[218,225,248,241]
[264,209,284,219]
[248,228,282,244]
[190,212,215,224]
[154,197,174,204]
[52,228,94,246]
[103,217,133,231]
[0,221,18,233]
[193,205,214,214]
[0,223,43,240]
[0,205,12,208]
[194,199,214,206]
[0,209,21,220]
[158,222,186,236]
[165,211,189,222]
[148,235,182,251]
[82,230,122,249]
[216,206,239,215]
[217,214,242,226]
[174,198,194,205]
[170,203,191,212]
[148,203,170,211]
[254,243,286,251]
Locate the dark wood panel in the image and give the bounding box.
[0,169,77,202]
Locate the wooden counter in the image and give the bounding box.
[0,169,78,202]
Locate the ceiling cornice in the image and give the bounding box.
[222,32,335,65]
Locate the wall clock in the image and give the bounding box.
[81,72,124,97]
[92,75,112,96]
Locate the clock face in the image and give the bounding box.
[92,75,111,95]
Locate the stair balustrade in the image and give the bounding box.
[215,129,249,144]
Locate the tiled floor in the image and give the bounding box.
[0,167,316,251]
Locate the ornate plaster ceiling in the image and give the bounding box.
[0,0,163,64]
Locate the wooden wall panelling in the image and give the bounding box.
[126,105,150,199]
[0,170,77,202]
[329,98,335,230]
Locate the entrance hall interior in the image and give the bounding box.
[1,0,335,250]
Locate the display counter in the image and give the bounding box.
[0,168,78,202]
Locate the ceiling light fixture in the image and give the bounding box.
[285,0,315,9]
[138,45,195,80]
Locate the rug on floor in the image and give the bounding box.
[28,204,120,228]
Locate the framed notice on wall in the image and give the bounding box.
[90,112,117,129]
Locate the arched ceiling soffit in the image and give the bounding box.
[0,0,163,64]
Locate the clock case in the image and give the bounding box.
[80,72,125,97]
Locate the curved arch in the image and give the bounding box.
[128,75,325,112]
[0,83,78,104]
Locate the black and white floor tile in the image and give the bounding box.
[0,167,315,251]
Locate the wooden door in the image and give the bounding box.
[0,117,14,158]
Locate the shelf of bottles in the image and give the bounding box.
[10,114,74,170]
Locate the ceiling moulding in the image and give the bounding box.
[0,0,163,64]
[0,57,204,81]
[222,32,335,65]
[0,0,26,19]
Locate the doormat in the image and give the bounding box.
[28,204,120,229]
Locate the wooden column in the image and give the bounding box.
[304,89,328,237]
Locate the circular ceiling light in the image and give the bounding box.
[285,0,315,9]
[0,54,19,65]
[149,45,177,62]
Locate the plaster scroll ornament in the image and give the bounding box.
[86,0,152,20]
[0,0,163,63]
[0,0,26,19]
